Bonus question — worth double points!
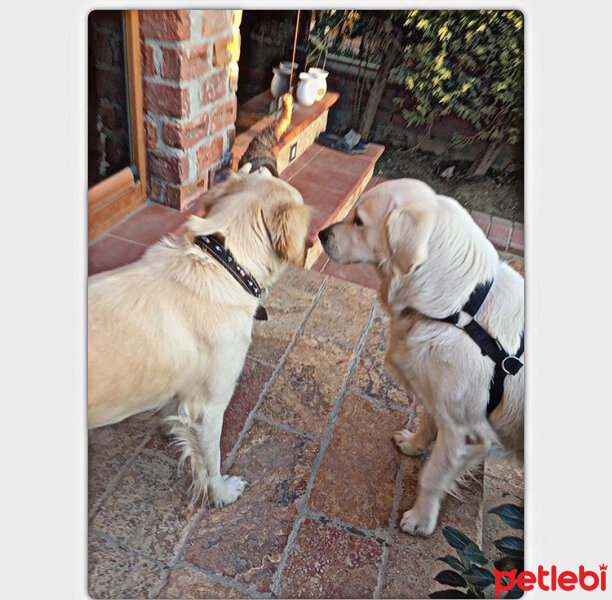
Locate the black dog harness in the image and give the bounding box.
[194,234,268,320]
[404,280,524,416]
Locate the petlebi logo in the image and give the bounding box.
[493,564,607,595]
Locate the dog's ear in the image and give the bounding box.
[386,202,435,275]
[264,202,312,266]
[185,213,229,240]
[198,170,243,212]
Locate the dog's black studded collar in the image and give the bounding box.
[194,234,268,320]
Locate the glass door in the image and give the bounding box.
[87,10,146,240]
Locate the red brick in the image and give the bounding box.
[213,36,232,67]
[471,210,492,235]
[94,30,121,68]
[211,98,237,135]
[141,42,155,77]
[510,223,524,254]
[147,152,190,184]
[161,43,209,81]
[488,216,513,251]
[144,117,157,149]
[147,178,165,204]
[162,113,210,149]
[197,136,224,171]
[139,10,191,41]
[99,102,119,130]
[95,68,126,102]
[165,178,208,211]
[201,69,228,105]
[201,10,228,37]
[144,82,189,118]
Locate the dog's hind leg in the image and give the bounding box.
[400,425,487,536]
[393,405,437,456]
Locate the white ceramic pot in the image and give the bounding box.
[271,66,291,98]
[308,67,329,101]
[296,72,318,106]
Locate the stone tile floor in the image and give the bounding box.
[88,266,524,599]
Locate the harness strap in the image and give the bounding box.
[437,280,494,325]
[413,278,523,417]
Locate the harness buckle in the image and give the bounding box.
[501,355,523,375]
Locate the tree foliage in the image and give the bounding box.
[308,10,523,150]
[397,10,523,147]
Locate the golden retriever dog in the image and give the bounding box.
[88,169,310,507]
[318,178,524,536]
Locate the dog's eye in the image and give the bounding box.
[354,215,364,226]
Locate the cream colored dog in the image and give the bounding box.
[88,169,310,507]
[319,178,524,536]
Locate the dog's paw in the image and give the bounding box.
[393,429,427,456]
[400,508,437,536]
[209,475,247,508]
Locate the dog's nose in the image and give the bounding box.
[318,227,331,244]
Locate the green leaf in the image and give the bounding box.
[489,504,524,530]
[494,536,524,560]
[430,591,471,599]
[443,526,475,551]
[463,542,487,565]
[494,556,523,573]
[465,565,496,588]
[435,570,468,588]
[438,555,466,572]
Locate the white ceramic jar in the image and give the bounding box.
[308,67,329,101]
[296,72,318,106]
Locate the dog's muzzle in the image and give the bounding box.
[318,226,332,245]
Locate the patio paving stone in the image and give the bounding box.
[88,532,165,599]
[303,277,376,347]
[91,451,192,563]
[348,314,413,409]
[157,565,253,599]
[88,412,155,515]
[183,421,318,592]
[279,518,383,599]
[309,394,404,530]
[258,333,355,439]
[88,254,521,597]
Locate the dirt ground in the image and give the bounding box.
[375,146,524,223]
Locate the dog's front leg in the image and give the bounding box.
[199,400,246,508]
[400,426,468,536]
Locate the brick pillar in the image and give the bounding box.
[139,10,241,210]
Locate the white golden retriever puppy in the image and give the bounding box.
[89,169,310,508]
[319,178,524,536]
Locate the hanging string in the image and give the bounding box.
[288,10,301,93]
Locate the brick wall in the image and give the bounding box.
[139,10,241,210]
